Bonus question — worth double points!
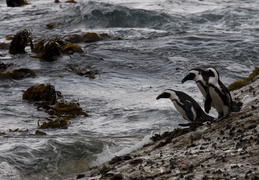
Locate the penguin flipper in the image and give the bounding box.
[184,100,194,121]
[205,92,212,113]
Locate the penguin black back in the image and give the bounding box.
[156,89,214,124]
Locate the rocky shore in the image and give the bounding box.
[65,74,259,180]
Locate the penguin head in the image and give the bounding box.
[156,89,177,100]
[203,68,220,84]
[182,68,205,83]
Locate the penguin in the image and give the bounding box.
[181,68,209,98]
[182,68,242,113]
[202,68,232,119]
[156,89,214,126]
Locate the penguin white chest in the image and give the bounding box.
[172,101,189,120]
[209,87,227,113]
[172,101,196,121]
[196,82,207,98]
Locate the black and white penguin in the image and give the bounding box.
[182,68,242,114]
[156,89,214,126]
[181,68,208,98]
[202,68,232,119]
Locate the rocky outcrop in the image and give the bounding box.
[65,74,259,180]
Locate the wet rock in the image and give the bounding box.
[0,42,10,49]
[35,130,47,135]
[23,83,87,129]
[9,29,32,54]
[60,44,83,54]
[38,117,70,129]
[22,84,57,102]
[47,101,88,117]
[33,38,83,61]
[0,68,36,80]
[6,0,29,7]
[65,0,76,3]
[65,32,111,43]
[129,159,143,166]
[33,40,62,61]
[0,63,13,72]
[82,32,109,42]
[64,64,99,79]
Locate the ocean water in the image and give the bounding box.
[0,0,258,179]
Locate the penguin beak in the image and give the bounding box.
[156,92,170,100]
[181,73,194,83]
[156,94,162,100]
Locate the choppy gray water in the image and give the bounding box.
[0,0,258,179]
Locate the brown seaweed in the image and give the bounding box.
[9,29,33,54]
[64,64,99,79]
[47,100,88,117]
[0,63,13,72]
[0,68,36,80]
[38,117,70,129]
[23,84,87,129]
[22,84,57,102]
[64,32,111,43]
[6,0,29,7]
[32,38,83,61]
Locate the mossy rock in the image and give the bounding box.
[9,29,32,54]
[228,67,259,91]
[23,84,57,102]
[0,68,36,80]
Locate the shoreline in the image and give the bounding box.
[64,73,259,180]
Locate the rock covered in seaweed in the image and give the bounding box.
[64,73,259,180]
[64,64,99,79]
[0,63,13,72]
[0,68,36,80]
[47,100,88,117]
[64,32,111,43]
[38,117,70,129]
[23,84,87,129]
[32,38,83,61]
[9,29,33,54]
[6,0,29,7]
[22,84,57,102]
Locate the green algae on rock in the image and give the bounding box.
[228,67,259,91]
